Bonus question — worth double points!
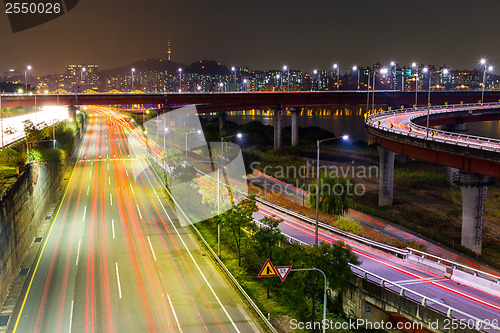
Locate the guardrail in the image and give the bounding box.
[365,102,500,152]
[144,155,279,333]
[350,264,500,332]
[256,197,408,258]
[407,248,500,284]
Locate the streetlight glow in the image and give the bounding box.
[342,135,349,141]
[236,133,243,138]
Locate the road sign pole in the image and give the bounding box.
[290,268,327,333]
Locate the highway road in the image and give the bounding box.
[8,108,262,333]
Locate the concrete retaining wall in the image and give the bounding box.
[0,162,64,304]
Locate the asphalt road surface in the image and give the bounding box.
[8,108,262,333]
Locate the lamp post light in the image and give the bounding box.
[218,132,243,258]
[372,68,388,111]
[480,59,493,104]
[231,66,237,91]
[352,66,360,90]
[219,82,225,92]
[314,135,349,246]
[390,61,397,90]
[243,79,248,92]
[313,70,321,91]
[276,74,281,91]
[24,65,32,92]
[178,68,183,92]
[412,62,419,107]
[78,67,86,94]
[425,68,449,138]
[333,63,339,91]
[283,65,290,91]
[131,68,136,92]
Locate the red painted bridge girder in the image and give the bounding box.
[4,90,500,111]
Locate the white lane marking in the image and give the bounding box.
[69,299,74,333]
[112,219,116,239]
[75,239,81,266]
[167,294,183,333]
[110,194,113,206]
[108,176,111,185]
[130,184,135,194]
[115,262,122,299]
[147,236,157,261]
[136,204,142,219]
[134,156,241,332]
[82,206,87,221]
[87,185,89,196]
[125,169,129,177]
[89,170,92,178]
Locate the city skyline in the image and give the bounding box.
[1,0,500,74]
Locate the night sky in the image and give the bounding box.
[1,0,499,75]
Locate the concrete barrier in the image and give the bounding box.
[451,269,500,298]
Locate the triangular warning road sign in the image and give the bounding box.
[258,259,278,277]
[275,266,292,282]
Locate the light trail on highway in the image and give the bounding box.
[9,107,261,333]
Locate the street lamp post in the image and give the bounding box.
[231,67,237,91]
[366,69,371,113]
[372,68,388,112]
[178,68,182,92]
[425,68,449,138]
[313,70,321,91]
[25,65,31,92]
[218,132,243,258]
[219,82,225,92]
[315,135,349,246]
[352,66,359,90]
[243,79,248,92]
[184,129,202,159]
[283,65,290,91]
[480,59,493,104]
[390,61,397,90]
[80,67,86,93]
[333,63,339,91]
[412,62,418,107]
[276,74,281,91]
[131,68,136,92]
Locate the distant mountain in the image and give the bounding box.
[184,60,230,75]
[100,59,231,76]
[100,59,184,76]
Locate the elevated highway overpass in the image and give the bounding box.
[366,102,500,254]
[5,90,500,110]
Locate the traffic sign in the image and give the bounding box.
[275,266,292,282]
[258,259,278,277]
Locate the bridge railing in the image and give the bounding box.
[366,102,500,152]
[407,248,500,284]
[350,264,500,332]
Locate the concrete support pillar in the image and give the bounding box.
[447,167,459,184]
[290,107,299,146]
[378,146,395,206]
[445,123,467,184]
[218,112,227,133]
[273,104,282,149]
[458,172,489,254]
